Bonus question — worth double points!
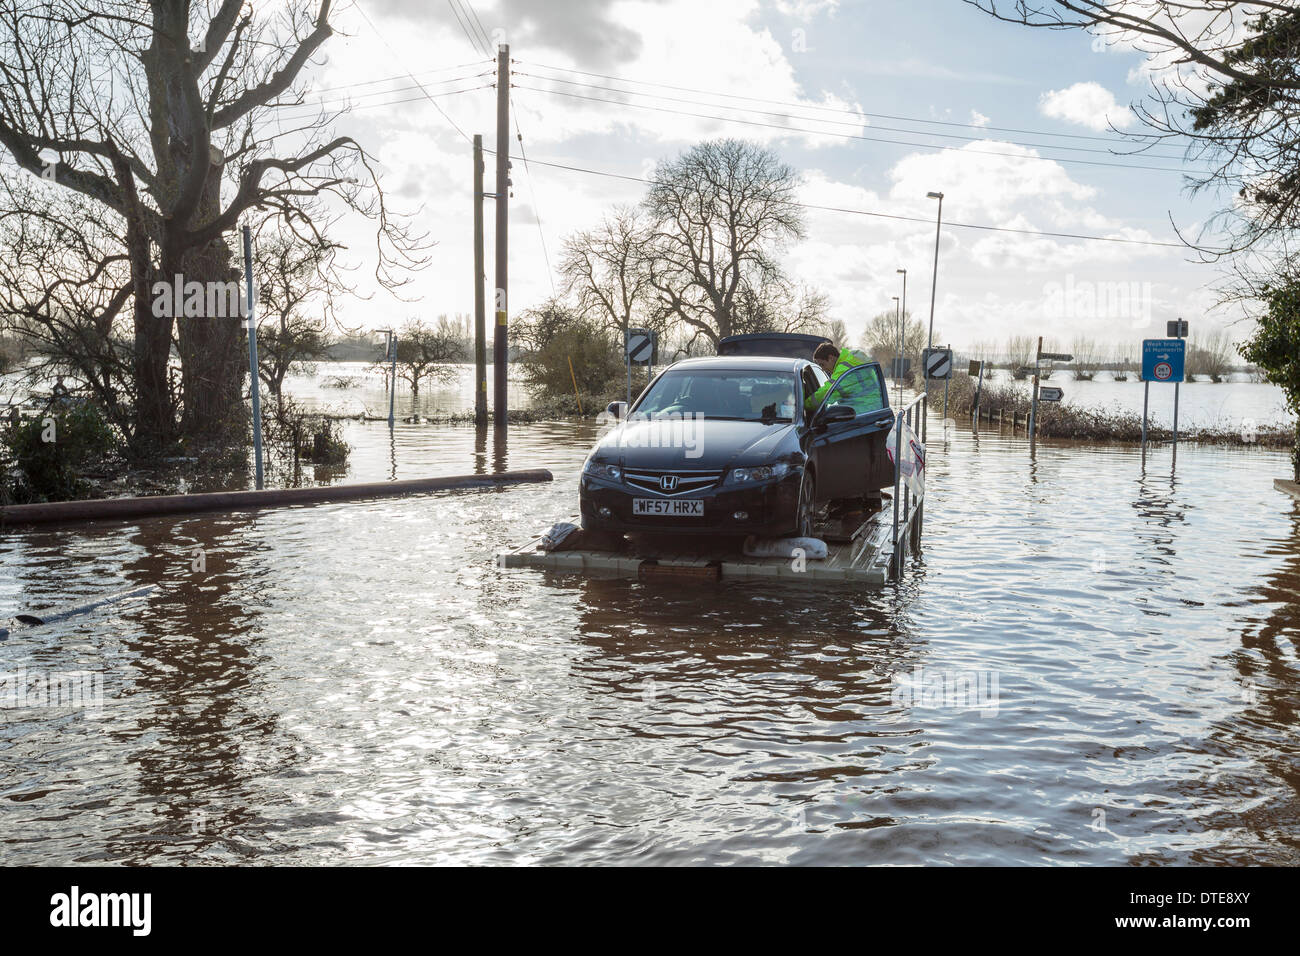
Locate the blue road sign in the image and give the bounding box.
[1142,338,1185,383]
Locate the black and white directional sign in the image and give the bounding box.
[1039,386,1064,402]
[626,328,655,364]
[1039,351,1073,363]
[923,347,953,379]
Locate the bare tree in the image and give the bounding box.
[561,204,656,343]
[968,2,1300,257]
[382,317,465,407]
[1070,335,1099,380]
[0,173,140,433]
[1006,335,1036,378]
[0,0,427,455]
[732,280,831,335]
[861,310,932,367]
[1187,328,1235,381]
[253,223,350,406]
[642,139,805,347]
[819,318,849,347]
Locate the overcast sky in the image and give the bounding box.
[293,0,1235,355]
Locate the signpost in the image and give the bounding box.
[1140,334,1186,464]
[921,346,955,422]
[923,347,953,379]
[969,359,985,425]
[625,327,656,403]
[1028,343,1071,453]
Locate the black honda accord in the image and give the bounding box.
[579,350,894,538]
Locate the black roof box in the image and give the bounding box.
[716,333,831,360]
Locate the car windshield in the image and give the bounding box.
[634,369,798,422]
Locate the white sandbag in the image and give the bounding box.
[539,521,579,552]
[743,536,828,560]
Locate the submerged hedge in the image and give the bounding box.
[924,373,1295,449]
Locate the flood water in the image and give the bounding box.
[2,414,1298,865]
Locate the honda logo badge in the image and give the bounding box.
[659,475,679,491]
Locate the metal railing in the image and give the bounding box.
[891,390,928,581]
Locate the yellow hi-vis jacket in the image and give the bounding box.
[806,347,870,410]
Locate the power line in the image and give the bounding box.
[285,71,492,116]
[354,1,474,144]
[447,0,490,58]
[514,83,1199,175]
[513,71,1188,162]
[272,84,492,126]
[310,59,491,96]
[517,59,1166,149]
[463,0,495,55]
[510,98,557,297]
[481,146,1189,249]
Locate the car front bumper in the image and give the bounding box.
[579,470,803,537]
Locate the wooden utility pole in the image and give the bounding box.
[493,44,510,429]
[473,134,487,428]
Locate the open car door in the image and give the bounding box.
[808,363,895,498]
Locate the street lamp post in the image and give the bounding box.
[891,295,901,401]
[896,268,907,405]
[925,191,944,359]
[377,329,396,428]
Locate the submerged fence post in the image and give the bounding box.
[1140,378,1150,467]
[242,225,264,491]
[892,407,902,581]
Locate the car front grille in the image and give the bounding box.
[624,469,724,497]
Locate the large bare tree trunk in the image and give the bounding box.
[172,160,247,452]
[174,244,246,452]
[115,154,175,454]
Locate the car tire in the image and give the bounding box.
[796,470,816,537]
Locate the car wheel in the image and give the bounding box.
[796,470,816,537]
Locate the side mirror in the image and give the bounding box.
[816,403,856,425]
[606,401,629,419]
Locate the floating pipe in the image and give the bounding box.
[0,469,553,527]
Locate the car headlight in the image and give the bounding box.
[582,459,622,481]
[725,463,790,485]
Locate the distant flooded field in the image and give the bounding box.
[2,410,1297,864]
[4,361,1294,433]
[287,362,1296,431]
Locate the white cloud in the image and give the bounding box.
[1038,82,1134,132]
[774,0,839,20]
[970,110,990,128]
